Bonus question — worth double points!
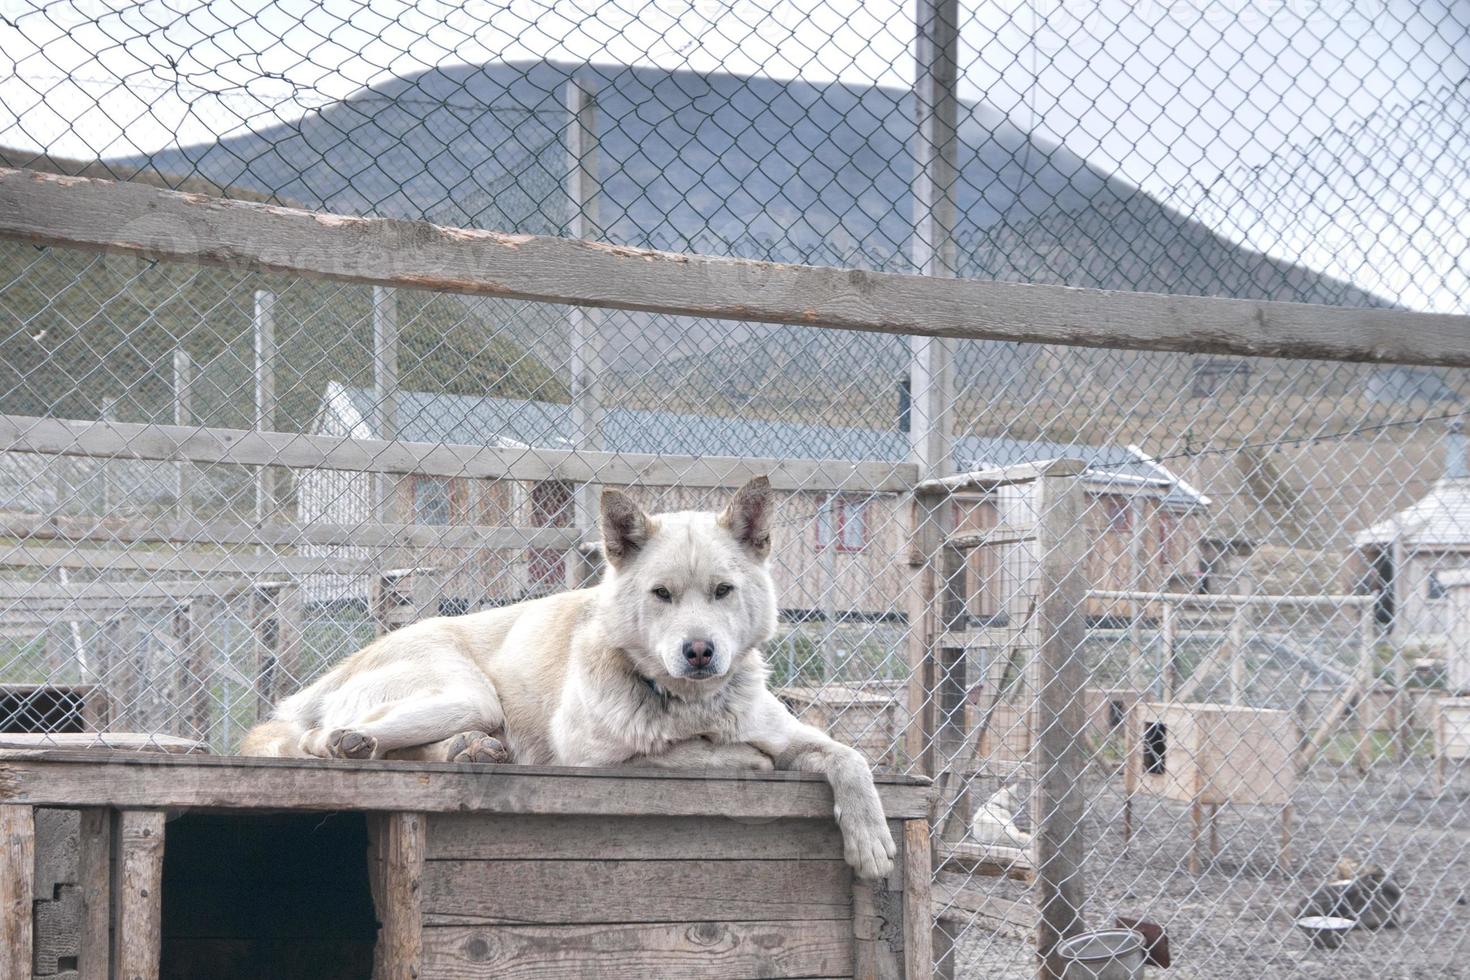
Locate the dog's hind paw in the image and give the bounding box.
[447,731,509,764]
[326,728,378,760]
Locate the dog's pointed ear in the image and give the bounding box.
[719,475,773,559]
[600,489,653,568]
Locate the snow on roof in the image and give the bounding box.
[1354,478,1470,549]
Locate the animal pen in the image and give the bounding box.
[1,1,1469,978]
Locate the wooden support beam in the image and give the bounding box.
[905,488,946,775]
[1031,474,1089,980]
[77,808,111,980]
[112,809,166,980]
[372,812,426,980]
[901,818,934,980]
[2,168,1467,367]
[0,413,914,494]
[0,804,35,980]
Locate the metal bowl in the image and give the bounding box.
[1297,915,1356,949]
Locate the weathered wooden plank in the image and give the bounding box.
[427,812,844,861]
[0,511,583,552]
[112,809,165,980]
[933,839,1034,882]
[931,873,1034,942]
[0,752,932,820]
[852,879,904,980]
[0,804,35,980]
[3,168,1465,366]
[422,859,853,925]
[0,578,253,603]
[420,919,854,980]
[373,812,426,980]
[0,413,915,494]
[0,543,387,577]
[0,733,206,753]
[900,819,933,980]
[77,808,111,980]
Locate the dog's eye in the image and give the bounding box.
[714,583,734,599]
[651,586,673,602]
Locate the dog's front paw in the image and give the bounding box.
[839,809,897,881]
[447,731,510,764]
[326,728,378,759]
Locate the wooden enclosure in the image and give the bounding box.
[1435,696,1470,791]
[1122,702,1296,873]
[0,751,933,980]
[779,685,900,769]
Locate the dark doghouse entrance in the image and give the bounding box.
[1143,722,1168,775]
[160,811,378,980]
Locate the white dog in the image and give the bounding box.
[970,785,1031,850]
[241,477,896,879]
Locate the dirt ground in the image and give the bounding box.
[951,760,1470,979]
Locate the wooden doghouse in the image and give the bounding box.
[0,751,934,980]
[1122,702,1296,873]
[779,685,900,769]
[1435,696,1470,792]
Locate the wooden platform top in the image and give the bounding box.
[0,750,931,820]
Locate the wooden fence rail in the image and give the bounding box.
[2,168,1468,367]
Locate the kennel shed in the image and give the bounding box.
[1122,702,1296,873]
[0,750,934,980]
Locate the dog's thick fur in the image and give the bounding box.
[240,477,897,879]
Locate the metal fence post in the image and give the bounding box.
[566,75,606,589]
[1032,472,1089,980]
[373,286,400,525]
[907,0,960,784]
[172,347,194,518]
[253,290,277,523]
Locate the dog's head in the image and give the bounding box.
[597,476,778,685]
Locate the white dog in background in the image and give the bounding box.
[241,477,896,879]
[970,785,1032,851]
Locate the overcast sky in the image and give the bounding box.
[1,0,1466,311]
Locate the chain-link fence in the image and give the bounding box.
[2,0,1469,977]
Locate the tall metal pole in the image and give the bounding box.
[373,286,400,525]
[566,75,606,588]
[904,0,963,793]
[253,290,276,524]
[909,0,959,479]
[173,348,194,519]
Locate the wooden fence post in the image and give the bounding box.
[113,809,165,980]
[372,811,426,980]
[1031,473,1089,980]
[0,804,35,980]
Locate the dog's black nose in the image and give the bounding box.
[682,639,715,669]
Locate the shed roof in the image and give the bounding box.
[326,383,1208,509]
[1353,478,1470,549]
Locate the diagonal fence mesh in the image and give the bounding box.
[1,0,1469,977]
